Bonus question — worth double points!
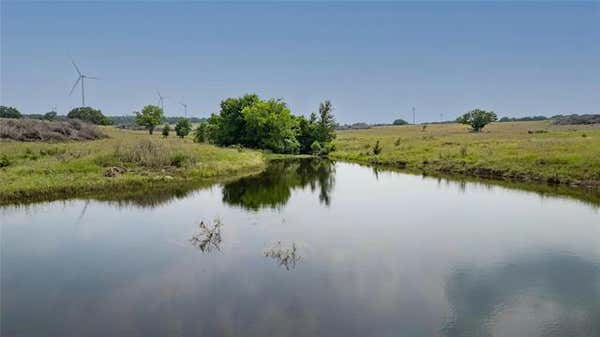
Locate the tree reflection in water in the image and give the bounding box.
[222,158,335,210]
[264,241,301,270]
[442,252,600,337]
[189,219,223,253]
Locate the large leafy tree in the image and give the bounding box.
[67,107,111,125]
[0,106,22,119]
[242,99,299,154]
[456,109,498,132]
[135,105,164,134]
[207,94,260,146]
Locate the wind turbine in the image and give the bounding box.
[69,60,99,107]
[180,101,188,117]
[156,90,167,112]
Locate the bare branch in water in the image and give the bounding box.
[190,219,223,253]
[265,241,301,271]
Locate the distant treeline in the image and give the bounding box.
[109,115,206,126]
[498,115,548,122]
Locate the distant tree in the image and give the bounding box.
[456,109,498,132]
[0,106,22,119]
[67,107,111,125]
[175,118,192,139]
[162,124,171,138]
[135,105,164,134]
[193,123,208,143]
[44,111,58,120]
[393,118,408,125]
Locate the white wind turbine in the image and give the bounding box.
[69,60,99,107]
[156,90,167,112]
[180,101,188,117]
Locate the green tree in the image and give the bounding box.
[393,118,408,125]
[135,105,164,134]
[207,94,260,146]
[242,99,299,153]
[296,113,319,154]
[162,124,171,138]
[456,109,498,132]
[317,100,336,144]
[67,107,111,125]
[44,111,58,120]
[175,118,192,139]
[193,123,208,143]
[0,106,22,119]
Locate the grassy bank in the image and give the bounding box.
[0,127,265,204]
[331,121,600,187]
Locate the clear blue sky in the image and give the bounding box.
[1,1,599,123]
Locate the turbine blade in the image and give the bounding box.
[86,76,100,80]
[69,77,81,95]
[72,60,82,76]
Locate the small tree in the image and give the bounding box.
[372,140,382,155]
[0,106,22,119]
[162,124,171,138]
[135,105,164,134]
[393,118,408,125]
[456,109,497,132]
[193,123,208,143]
[175,118,192,139]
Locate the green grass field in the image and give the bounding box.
[331,121,600,187]
[0,127,265,204]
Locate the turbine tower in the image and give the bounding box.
[156,90,167,112]
[180,102,188,117]
[69,60,99,107]
[412,106,416,125]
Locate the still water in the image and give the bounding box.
[2,159,599,337]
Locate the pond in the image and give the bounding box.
[1,159,599,337]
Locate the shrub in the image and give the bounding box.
[162,124,171,138]
[372,140,382,155]
[67,107,111,125]
[310,140,322,155]
[175,119,192,139]
[0,154,10,168]
[0,106,21,119]
[193,123,207,143]
[456,109,497,132]
[170,152,194,168]
[394,137,402,146]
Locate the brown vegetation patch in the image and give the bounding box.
[0,118,106,142]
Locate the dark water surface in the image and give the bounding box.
[2,159,599,337]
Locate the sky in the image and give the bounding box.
[1,1,599,124]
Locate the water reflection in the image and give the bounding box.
[189,220,223,253]
[442,252,600,337]
[264,241,301,271]
[221,159,335,210]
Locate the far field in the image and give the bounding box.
[0,127,265,204]
[332,121,600,187]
